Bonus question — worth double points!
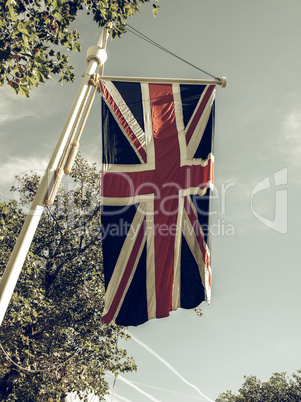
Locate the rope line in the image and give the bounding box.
[126,24,220,81]
[45,73,100,203]
[57,84,92,171]
[75,76,99,144]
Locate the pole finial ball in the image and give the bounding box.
[220,77,227,88]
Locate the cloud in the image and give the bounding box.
[212,93,301,235]
[0,88,37,125]
[0,156,48,202]
[280,105,301,165]
[0,79,67,128]
[0,156,48,186]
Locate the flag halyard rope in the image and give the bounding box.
[64,74,100,174]
[44,73,100,204]
[126,24,221,82]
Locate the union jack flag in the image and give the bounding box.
[100,79,215,326]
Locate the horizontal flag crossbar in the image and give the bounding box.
[100,76,227,87]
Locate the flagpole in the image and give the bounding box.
[0,27,109,326]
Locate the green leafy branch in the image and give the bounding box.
[0,0,159,96]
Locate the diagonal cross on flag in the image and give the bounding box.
[100,80,215,326]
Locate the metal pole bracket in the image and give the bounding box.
[86,46,107,67]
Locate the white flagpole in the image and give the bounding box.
[0,27,109,326]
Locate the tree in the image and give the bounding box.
[0,154,136,401]
[0,0,159,97]
[216,370,301,402]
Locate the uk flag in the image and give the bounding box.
[100,79,215,326]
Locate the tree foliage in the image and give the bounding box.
[0,0,159,96]
[216,370,301,402]
[0,155,136,401]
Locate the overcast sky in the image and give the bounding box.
[1,0,301,401]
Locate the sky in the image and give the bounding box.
[1,0,301,401]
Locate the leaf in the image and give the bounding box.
[2,0,157,96]
[22,33,29,49]
[19,85,30,97]
[71,42,81,52]
[152,3,159,16]
[7,5,17,21]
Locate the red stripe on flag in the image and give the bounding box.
[149,83,180,318]
[185,85,215,146]
[184,198,212,288]
[100,82,147,163]
[181,159,214,190]
[101,219,146,324]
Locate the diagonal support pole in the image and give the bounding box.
[0,26,109,326]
